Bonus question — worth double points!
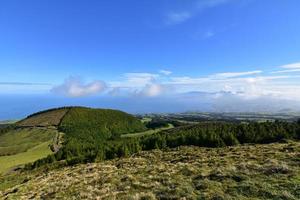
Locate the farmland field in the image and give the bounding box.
[0,128,58,174]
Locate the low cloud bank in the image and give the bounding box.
[51,77,107,97]
[49,62,300,112]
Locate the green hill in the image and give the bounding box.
[17,106,146,136]
[0,107,147,173]
[59,107,146,140]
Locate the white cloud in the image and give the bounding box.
[108,73,164,97]
[273,69,300,74]
[123,73,159,86]
[51,77,107,97]
[159,70,172,75]
[140,83,164,97]
[169,76,208,85]
[166,73,300,100]
[280,62,300,69]
[109,72,160,91]
[168,70,263,85]
[52,63,300,103]
[213,70,262,78]
[272,62,300,73]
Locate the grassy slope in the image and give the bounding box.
[0,128,58,174]
[0,128,56,156]
[1,141,299,199]
[0,141,53,174]
[121,123,174,138]
[17,108,69,127]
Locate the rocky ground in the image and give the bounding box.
[1,140,300,200]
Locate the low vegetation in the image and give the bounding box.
[0,128,59,173]
[0,128,55,156]
[122,123,174,138]
[17,107,69,127]
[1,140,299,199]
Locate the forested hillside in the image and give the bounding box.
[0,107,146,173]
[141,121,300,150]
[2,106,300,172]
[59,107,146,140]
[27,119,300,169]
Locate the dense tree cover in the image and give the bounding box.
[144,118,189,128]
[26,120,300,169]
[141,121,300,150]
[26,138,143,169]
[145,119,169,129]
[24,107,146,169]
[59,107,146,140]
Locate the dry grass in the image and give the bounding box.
[1,141,299,200]
[17,109,68,127]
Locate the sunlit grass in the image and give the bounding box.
[2,140,299,199]
[121,123,174,138]
[0,141,54,174]
[0,128,57,174]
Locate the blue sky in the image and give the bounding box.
[1,0,300,118]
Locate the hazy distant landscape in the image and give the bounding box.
[1,94,300,121]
